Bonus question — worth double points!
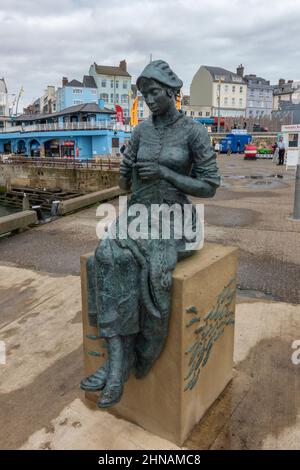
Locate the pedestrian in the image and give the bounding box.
[227,141,232,156]
[120,143,126,154]
[272,142,279,164]
[277,137,285,165]
[237,140,241,154]
[214,140,220,155]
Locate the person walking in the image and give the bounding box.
[214,140,220,155]
[277,137,285,165]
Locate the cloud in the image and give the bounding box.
[0,0,299,110]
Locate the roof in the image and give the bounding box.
[83,75,97,88]
[14,103,115,122]
[243,75,271,86]
[66,79,84,87]
[94,63,131,78]
[204,66,246,84]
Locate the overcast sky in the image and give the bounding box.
[1,0,300,111]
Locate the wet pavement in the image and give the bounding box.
[0,154,300,449]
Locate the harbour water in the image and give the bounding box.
[0,204,20,217]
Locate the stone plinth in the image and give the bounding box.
[81,242,238,446]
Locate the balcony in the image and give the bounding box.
[0,121,131,134]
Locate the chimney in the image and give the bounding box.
[278,78,285,86]
[119,60,127,72]
[62,77,68,87]
[236,64,244,77]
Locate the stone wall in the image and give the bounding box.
[0,164,119,193]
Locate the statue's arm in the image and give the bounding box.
[119,126,140,191]
[160,124,220,198]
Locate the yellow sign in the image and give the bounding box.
[130,97,138,126]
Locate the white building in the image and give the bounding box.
[89,60,131,119]
[190,65,247,118]
[0,78,9,117]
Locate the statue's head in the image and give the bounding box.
[137,60,183,116]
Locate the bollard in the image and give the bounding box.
[22,193,30,211]
[32,205,44,221]
[293,164,300,220]
[50,200,60,217]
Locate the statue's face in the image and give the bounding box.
[139,78,173,115]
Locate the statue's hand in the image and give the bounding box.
[120,158,133,178]
[136,161,163,180]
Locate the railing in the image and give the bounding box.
[0,155,121,171]
[0,121,131,134]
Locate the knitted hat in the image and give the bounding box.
[136,60,183,91]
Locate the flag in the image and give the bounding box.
[175,93,181,110]
[115,104,124,124]
[130,97,138,127]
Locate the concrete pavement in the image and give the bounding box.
[0,155,299,449]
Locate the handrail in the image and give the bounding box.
[0,121,131,133]
[0,156,121,171]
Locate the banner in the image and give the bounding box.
[115,104,124,124]
[130,97,138,127]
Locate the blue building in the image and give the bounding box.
[56,76,98,112]
[0,102,130,159]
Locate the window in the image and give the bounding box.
[121,94,128,104]
[206,112,210,116]
[111,79,114,88]
[191,111,194,116]
[225,84,228,93]
[224,97,228,105]
[288,133,298,147]
[73,88,82,94]
[115,80,119,89]
[73,100,83,105]
[110,94,114,103]
[101,80,106,88]
[249,101,253,107]
[91,89,97,95]
[123,81,128,89]
[232,97,235,105]
[240,86,243,93]
[232,86,236,92]
[100,93,108,103]
[198,111,202,116]
[115,94,119,103]
[239,98,243,106]
[139,111,143,118]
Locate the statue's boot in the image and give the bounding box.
[80,362,108,391]
[97,336,124,408]
[123,334,136,382]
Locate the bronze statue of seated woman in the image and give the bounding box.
[80,60,220,408]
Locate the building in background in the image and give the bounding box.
[24,85,57,115]
[89,60,131,120]
[0,79,9,117]
[0,103,130,158]
[56,76,98,112]
[273,79,300,110]
[243,70,273,118]
[190,65,247,118]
